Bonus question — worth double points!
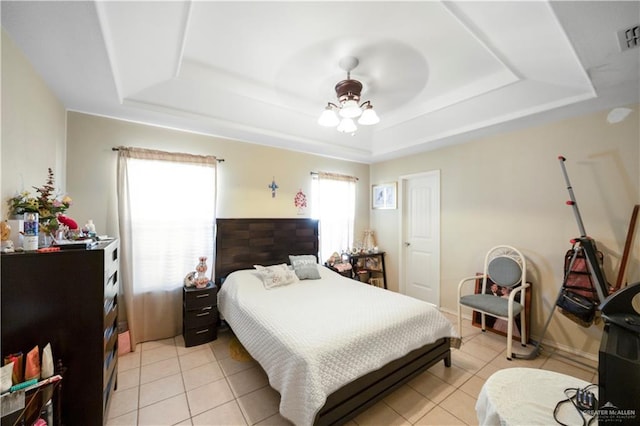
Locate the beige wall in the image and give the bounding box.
[1,30,67,219]
[371,106,640,357]
[65,112,370,250]
[4,23,639,358]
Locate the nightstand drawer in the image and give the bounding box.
[184,285,217,309]
[184,325,217,347]
[184,306,218,328]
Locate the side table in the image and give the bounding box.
[183,282,218,347]
[348,252,387,289]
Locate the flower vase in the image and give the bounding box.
[195,256,209,288]
[38,232,54,248]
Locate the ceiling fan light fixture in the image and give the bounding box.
[337,117,357,133]
[318,56,379,133]
[339,99,362,118]
[358,102,380,125]
[318,105,340,127]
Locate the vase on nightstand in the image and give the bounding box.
[195,256,209,288]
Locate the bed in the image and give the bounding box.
[215,218,459,425]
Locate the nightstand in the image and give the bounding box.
[182,282,218,347]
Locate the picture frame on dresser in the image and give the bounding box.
[364,256,381,271]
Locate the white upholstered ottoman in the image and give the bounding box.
[476,367,597,425]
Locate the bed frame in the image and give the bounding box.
[215,218,452,425]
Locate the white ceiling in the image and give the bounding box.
[2,1,639,163]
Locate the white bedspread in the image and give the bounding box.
[218,266,458,425]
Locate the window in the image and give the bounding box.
[311,172,357,263]
[117,147,217,344]
[127,159,215,292]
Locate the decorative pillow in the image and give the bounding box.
[254,264,299,289]
[289,255,321,280]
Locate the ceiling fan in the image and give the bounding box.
[318,56,380,133]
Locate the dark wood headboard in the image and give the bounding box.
[215,218,319,284]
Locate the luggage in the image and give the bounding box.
[557,241,607,327]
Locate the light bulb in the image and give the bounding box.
[339,99,362,118]
[318,107,339,127]
[358,105,380,125]
[337,118,357,133]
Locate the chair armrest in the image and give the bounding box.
[507,282,529,300]
[458,274,486,297]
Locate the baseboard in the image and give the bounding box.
[440,306,599,363]
[529,334,598,363]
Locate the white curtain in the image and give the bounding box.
[311,172,357,263]
[117,147,217,347]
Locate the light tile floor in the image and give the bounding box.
[106,312,598,425]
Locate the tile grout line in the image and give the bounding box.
[137,347,142,425]
[175,336,192,425]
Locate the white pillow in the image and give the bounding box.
[254,264,299,289]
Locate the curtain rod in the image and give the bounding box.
[310,171,358,181]
[112,147,224,162]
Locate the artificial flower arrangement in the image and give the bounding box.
[7,168,74,234]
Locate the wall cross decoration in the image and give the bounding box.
[268,177,279,198]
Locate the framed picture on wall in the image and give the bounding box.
[372,182,397,209]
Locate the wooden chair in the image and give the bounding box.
[457,245,528,360]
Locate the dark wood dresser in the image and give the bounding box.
[1,240,119,425]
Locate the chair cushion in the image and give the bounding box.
[460,294,523,317]
[488,256,521,287]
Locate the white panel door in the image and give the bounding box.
[404,171,440,306]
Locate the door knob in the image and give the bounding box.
[404,242,411,247]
